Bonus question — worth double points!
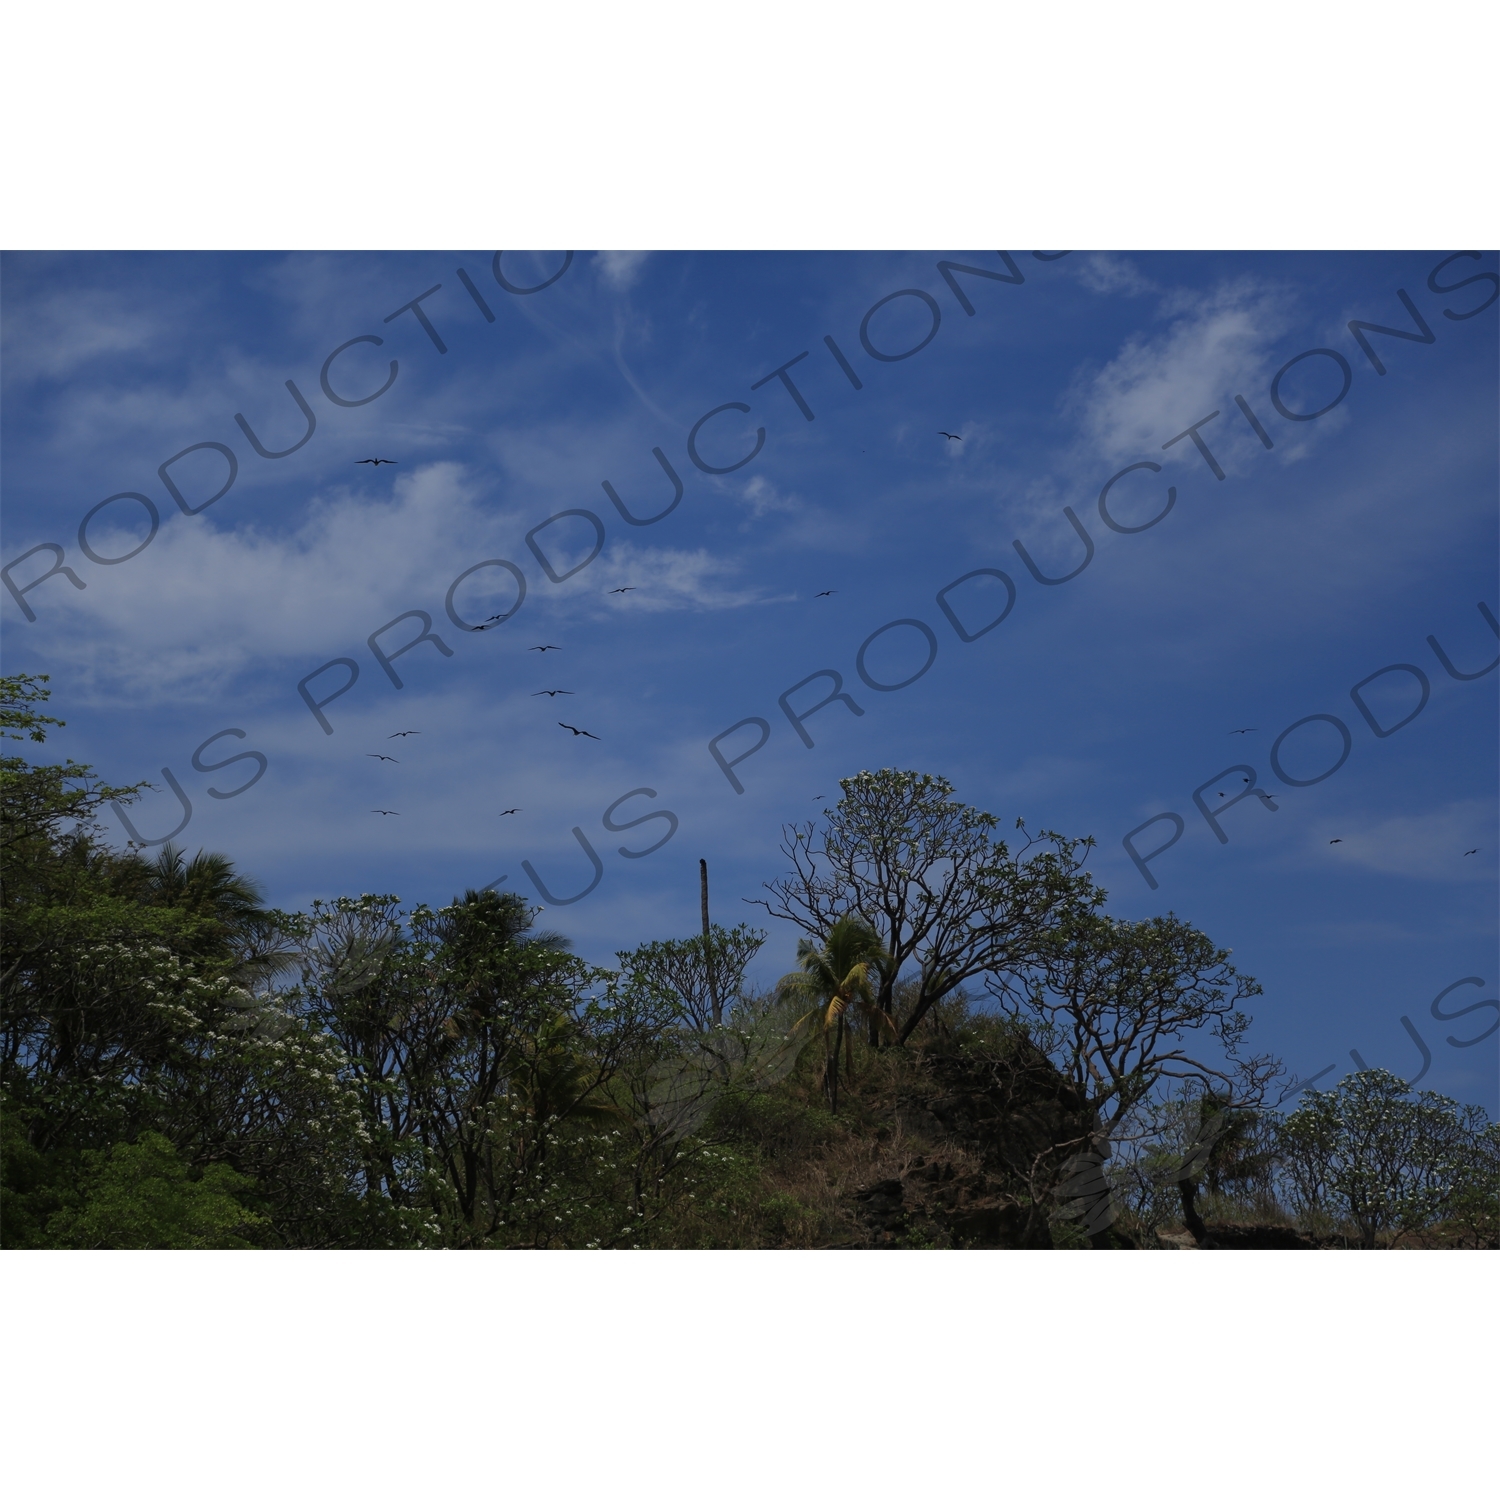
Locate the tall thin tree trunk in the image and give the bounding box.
[700,858,722,1026]
[1178,1179,1210,1246]
[828,1020,843,1113]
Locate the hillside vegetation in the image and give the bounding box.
[3,675,1494,1250]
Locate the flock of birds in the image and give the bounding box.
[363,643,607,817]
[354,457,1481,861]
[1220,729,1478,859]
[355,451,855,820]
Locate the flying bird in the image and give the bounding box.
[529,645,561,653]
[356,458,397,466]
[531,690,574,698]
[1329,838,1342,844]
[371,809,400,816]
[1464,848,1478,856]
[366,754,399,763]
[499,808,521,816]
[815,590,837,598]
[389,731,420,738]
[559,722,600,739]
[813,795,825,801]
[607,587,637,594]
[938,431,962,441]
[1229,728,1258,735]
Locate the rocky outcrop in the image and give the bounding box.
[849,1038,1099,1248]
[850,1159,1044,1248]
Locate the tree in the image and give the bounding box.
[295,887,669,1247]
[776,914,890,1111]
[1277,1069,1495,1248]
[41,1132,265,1249]
[991,912,1277,1142]
[1141,1089,1277,1245]
[133,842,296,986]
[616,924,766,1031]
[755,769,1101,1044]
[1,674,368,1249]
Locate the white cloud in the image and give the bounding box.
[1073,254,1156,298]
[552,541,789,613]
[1071,278,1294,464]
[2,287,163,381]
[30,462,511,700]
[25,463,796,705]
[1315,799,1496,882]
[737,475,800,519]
[595,252,651,291]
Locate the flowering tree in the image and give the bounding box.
[1277,1069,1497,1248]
[756,769,1101,1044]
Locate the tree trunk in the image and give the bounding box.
[827,1019,843,1113]
[1179,1178,1211,1246]
[897,984,943,1046]
[699,859,721,1026]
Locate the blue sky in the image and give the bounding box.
[3,249,1496,1111]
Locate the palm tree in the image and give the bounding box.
[777,914,891,1111]
[141,842,292,984]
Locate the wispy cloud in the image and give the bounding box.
[551,541,789,613]
[1314,799,1496,882]
[737,475,800,520]
[1073,253,1156,298]
[596,252,651,291]
[1071,277,1295,465]
[2,286,165,383]
[30,462,508,700]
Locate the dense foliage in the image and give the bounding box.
[3,678,1493,1249]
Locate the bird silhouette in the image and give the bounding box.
[938,432,962,441]
[559,722,599,739]
[607,586,637,594]
[532,690,574,698]
[529,645,561,653]
[499,808,521,816]
[1229,728,1258,735]
[1464,848,1478,855]
[1329,838,1342,844]
[813,795,825,801]
[815,590,837,598]
[389,731,420,738]
[356,458,397,466]
[366,754,399,763]
[371,809,399,816]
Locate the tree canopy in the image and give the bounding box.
[3,680,1491,1251]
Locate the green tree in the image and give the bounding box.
[295,887,671,1247]
[617,924,766,1031]
[991,912,1277,1140]
[776,914,890,1111]
[1277,1070,1494,1247]
[43,1132,264,1249]
[1,674,368,1249]
[757,769,1100,1044]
